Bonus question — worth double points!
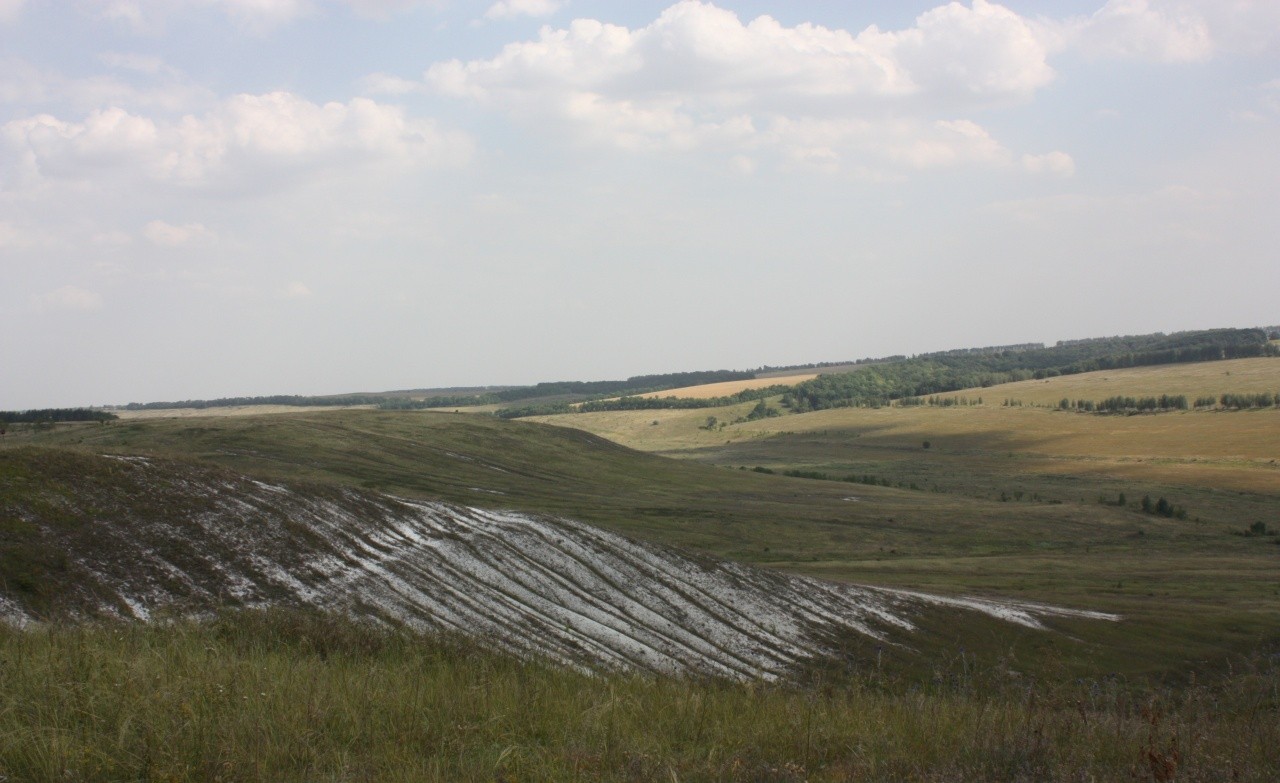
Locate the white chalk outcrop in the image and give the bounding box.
[2,455,1118,678]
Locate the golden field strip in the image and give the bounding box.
[976,356,1279,406]
[630,373,818,399]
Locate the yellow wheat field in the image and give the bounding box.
[967,357,1280,407]
[630,374,818,400]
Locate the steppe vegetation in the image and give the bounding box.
[3,612,1277,782]
[2,327,1278,780]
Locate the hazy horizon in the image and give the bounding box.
[3,1,1278,409]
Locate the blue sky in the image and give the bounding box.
[2,0,1277,407]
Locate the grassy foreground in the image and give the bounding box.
[3,611,1277,782]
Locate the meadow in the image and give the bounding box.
[3,356,1278,779]
[2,611,1277,782]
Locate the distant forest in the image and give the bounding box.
[1,409,117,424]
[783,326,1274,411]
[116,371,757,413]
[782,328,1276,413]
[503,328,1277,417]
[98,327,1278,417]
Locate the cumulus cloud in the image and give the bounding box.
[485,0,563,21]
[1021,150,1076,176]
[142,220,217,246]
[886,0,1056,96]
[422,1,1063,170]
[31,285,103,312]
[1067,0,1213,63]
[1,92,471,192]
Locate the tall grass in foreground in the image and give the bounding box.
[1,612,1276,782]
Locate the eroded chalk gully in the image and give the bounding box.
[9,458,1119,679]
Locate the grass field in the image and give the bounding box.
[7,399,1279,680]
[511,359,1280,679]
[5,611,1276,782]
[4,359,1280,779]
[530,359,1280,495]
[976,357,1280,407]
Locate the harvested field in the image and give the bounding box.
[970,357,1280,406]
[631,373,817,399]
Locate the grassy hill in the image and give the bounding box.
[3,352,1279,780]
[5,401,1277,680]
[520,358,1280,672]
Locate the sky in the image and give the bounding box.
[1,0,1278,408]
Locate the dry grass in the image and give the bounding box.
[532,360,1280,496]
[630,373,818,399]
[542,403,1280,494]
[974,357,1280,407]
[3,612,1277,782]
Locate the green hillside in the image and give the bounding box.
[7,408,1277,680]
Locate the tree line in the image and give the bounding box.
[124,394,386,411]
[1,408,117,423]
[495,385,794,418]
[1059,393,1278,413]
[383,370,757,410]
[782,329,1277,413]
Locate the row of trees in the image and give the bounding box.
[1060,395,1190,413]
[392,370,759,411]
[1058,393,1279,413]
[0,408,117,423]
[125,394,385,411]
[1217,393,1278,409]
[897,395,983,407]
[1104,492,1187,519]
[495,386,794,418]
[123,370,762,413]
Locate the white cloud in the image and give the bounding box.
[886,0,1056,96]
[143,220,217,246]
[1060,0,1214,63]
[485,0,563,21]
[31,285,103,312]
[1021,150,1076,176]
[1192,0,1280,56]
[424,1,1059,170]
[1,93,472,192]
